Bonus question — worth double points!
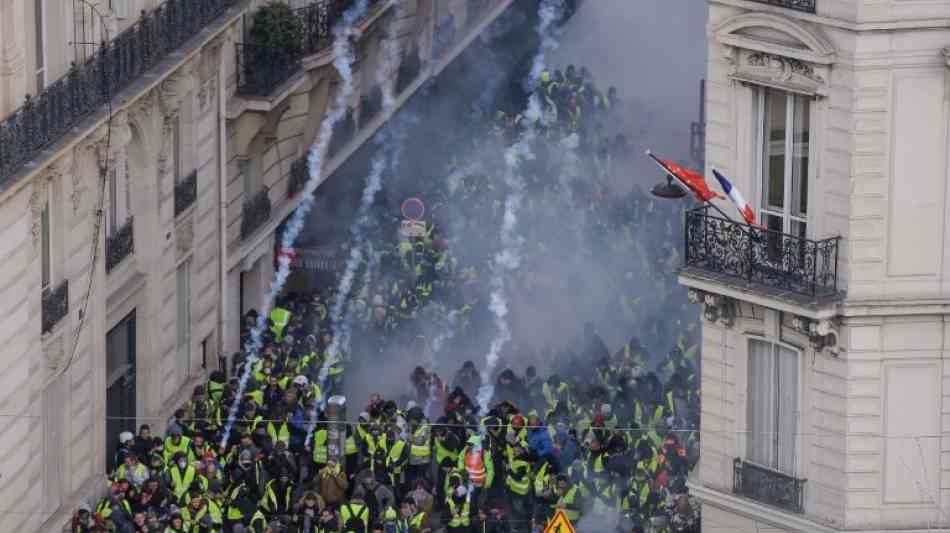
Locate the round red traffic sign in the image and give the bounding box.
[401,197,425,221]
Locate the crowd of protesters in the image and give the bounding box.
[72,61,702,533]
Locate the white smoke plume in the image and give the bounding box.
[475,0,563,419]
[219,0,370,447]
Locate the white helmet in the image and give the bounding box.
[293,375,309,387]
[119,431,134,444]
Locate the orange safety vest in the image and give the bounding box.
[464,449,486,487]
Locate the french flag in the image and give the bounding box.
[712,169,756,225]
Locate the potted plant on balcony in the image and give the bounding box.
[250,2,305,58]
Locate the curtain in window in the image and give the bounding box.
[747,339,775,467]
[776,345,799,474]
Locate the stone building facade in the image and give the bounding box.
[0,0,510,530]
[685,0,950,531]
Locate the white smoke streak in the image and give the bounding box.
[219,0,369,448]
[305,8,408,444]
[475,0,563,419]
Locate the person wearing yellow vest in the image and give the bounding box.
[445,485,471,533]
[401,497,428,533]
[387,428,410,491]
[406,409,431,488]
[339,498,370,533]
[505,448,533,525]
[553,474,582,523]
[270,306,291,343]
[259,469,295,517]
[165,452,197,502]
[248,508,268,532]
[180,491,222,532]
[163,427,191,465]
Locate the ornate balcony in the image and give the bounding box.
[360,85,384,125]
[236,43,303,97]
[42,281,69,335]
[241,189,272,241]
[106,217,135,272]
[684,206,840,299]
[749,0,816,13]
[327,108,357,158]
[396,49,422,94]
[0,0,240,186]
[734,459,805,514]
[174,170,198,216]
[288,157,309,198]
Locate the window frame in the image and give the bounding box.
[34,0,47,93]
[176,260,192,384]
[753,88,814,238]
[745,336,803,478]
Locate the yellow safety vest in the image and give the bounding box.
[340,502,369,532]
[410,425,431,460]
[270,307,291,342]
[312,429,328,465]
[446,498,470,527]
[169,466,196,500]
[506,460,531,496]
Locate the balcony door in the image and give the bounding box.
[747,338,799,475]
[755,87,811,239]
[106,311,136,472]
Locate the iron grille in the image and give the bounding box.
[174,170,198,216]
[684,206,839,297]
[106,217,135,272]
[734,458,806,513]
[749,0,816,13]
[241,189,272,240]
[0,0,240,186]
[42,281,69,334]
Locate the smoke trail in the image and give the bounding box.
[474,0,563,419]
[219,0,369,448]
[304,9,409,444]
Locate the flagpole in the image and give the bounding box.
[645,150,733,220]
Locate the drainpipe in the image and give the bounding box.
[217,35,229,376]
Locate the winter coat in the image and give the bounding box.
[317,465,349,506]
[554,428,578,471]
[527,427,554,461]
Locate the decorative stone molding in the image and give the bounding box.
[747,52,824,84]
[198,77,218,113]
[790,315,839,355]
[714,12,834,96]
[70,149,86,216]
[688,288,737,328]
[29,175,50,247]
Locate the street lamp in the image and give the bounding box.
[651,175,687,199]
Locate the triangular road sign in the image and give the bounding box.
[544,509,576,533]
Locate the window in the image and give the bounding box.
[755,87,810,238]
[41,201,51,290]
[106,312,136,472]
[176,261,191,383]
[747,338,799,475]
[172,115,182,184]
[34,0,46,93]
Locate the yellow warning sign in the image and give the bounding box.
[543,509,576,533]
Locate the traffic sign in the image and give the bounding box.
[543,509,576,533]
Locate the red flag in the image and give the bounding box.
[647,152,722,203]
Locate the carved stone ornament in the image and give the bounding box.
[29,175,50,246]
[198,77,217,112]
[687,289,736,328]
[746,51,824,84]
[70,149,86,216]
[790,315,839,355]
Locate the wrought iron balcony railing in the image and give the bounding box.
[174,170,198,216]
[106,217,135,272]
[684,206,840,298]
[734,459,805,514]
[749,0,816,13]
[241,189,272,241]
[237,0,387,97]
[288,157,309,198]
[360,85,384,125]
[0,0,239,186]
[396,49,422,95]
[42,281,69,335]
[327,108,357,158]
[235,43,303,97]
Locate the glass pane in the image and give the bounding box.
[791,219,806,240]
[762,89,787,211]
[748,339,776,468]
[791,95,810,219]
[776,345,799,475]
[34,0,44,69]
[41,206,50,288]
